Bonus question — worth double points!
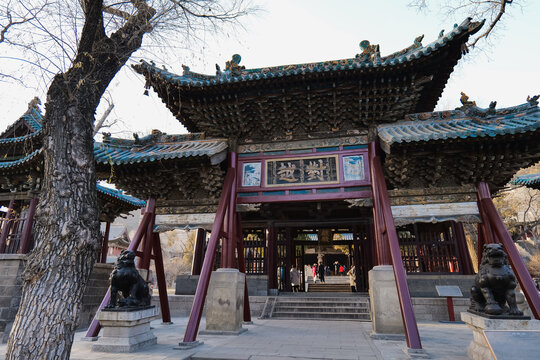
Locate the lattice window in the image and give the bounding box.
[243,229,266,275]
[397,222,461,273]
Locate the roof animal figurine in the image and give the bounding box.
[224,54,245,76]
[356,40,380,63]
[460,92,476,108]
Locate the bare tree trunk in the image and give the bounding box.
[6,1,155,358]
[6,75,100,359]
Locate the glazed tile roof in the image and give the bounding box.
[511,172,540,188]
[378,99,540,152]
[94,132,228,165]
[133,18,483,88]
[96,184,146,208]
[0,149,42,170]
[0,101,43,139]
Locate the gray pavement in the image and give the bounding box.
[0,318,473,359]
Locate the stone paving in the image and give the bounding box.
[0,317,473,359]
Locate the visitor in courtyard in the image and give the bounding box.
[334,261,339,275]
[348,265,356,292]
[339,264,344,276]
[318,262,325,283]
[325,265,330,276]
[312,263,318,283]
[290,265,300,292]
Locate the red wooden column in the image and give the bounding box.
[476,224,486,270]
[267,224,278,290]
[19,198,37,254]
[368,142,391,265]
[191,228,206,275]
[236,213,251,322]
[100,221,111,263]
[183,170,235,344]
[370,142,422,350]
[0,199,15,254]
[453,222,474,275]
[476,182,540,319]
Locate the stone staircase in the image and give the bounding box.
[308,275,351,293]
[262,295,371,321]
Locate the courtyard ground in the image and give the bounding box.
[1,317,473,359]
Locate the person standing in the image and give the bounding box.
[339,264,344,276]
[290,265,300,292]
[347,265,356,292]
[312,263,318,283]
[318,262,325,283]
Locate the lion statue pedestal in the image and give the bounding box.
[92,250,159,353]
[461,244,538,360]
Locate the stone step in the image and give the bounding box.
[273,306,370,313]
[276,300,369,307]
[272,311,371,321]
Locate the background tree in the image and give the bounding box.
[409,0,521,50]
[0,1,252,359]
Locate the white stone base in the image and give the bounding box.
[461,311,540,360]
[369,265,404,335]
[92,306,160,353]
[205,268,246,333]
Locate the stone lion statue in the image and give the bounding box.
[105,250,152,309]
[469,244,523,316]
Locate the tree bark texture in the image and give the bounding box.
[6,1,154,358]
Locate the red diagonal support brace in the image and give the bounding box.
[153,232,171,323]
[183,169,235,343]
[476,182,540,319]
[85,199,155,338]
[370,142,422,350]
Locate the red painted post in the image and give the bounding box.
[477,182,540,319]
[236,213,251,322]
[19,198,37,254]
[0,199,15,254]
[369,142,391,265]
[446,297,456,322]
[477,223,486,270]
[85,201,155,338]
[100,222,111,263]
[153,232,172,323]
[476,183,496,245]
[267,224,278,290]
[191,228,206,275]
[226,151,238,268]
[140,198,156,269]
[453,222,474,275]
[371,147,422,349]
[183,169,235,343]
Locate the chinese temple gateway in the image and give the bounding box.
[107,17,539,347]
[2,17,540,349]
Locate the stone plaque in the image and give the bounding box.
[435,285,463,297]
[483,330,540,360]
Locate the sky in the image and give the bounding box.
[1,0,539,139]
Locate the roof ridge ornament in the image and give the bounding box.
[224,54,245,76]
[356,40,380,63]
[26,97,41,114]
[527,95,539,107]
